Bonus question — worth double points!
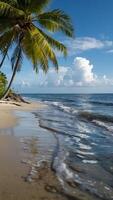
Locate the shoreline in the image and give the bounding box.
[0,101,45,129]
[0,100,69,200]
[0,99,101,200]
[0,94,112,200]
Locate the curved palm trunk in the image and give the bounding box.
[0,53,7,69]
[1,48,21,100]
[0,44,10,69]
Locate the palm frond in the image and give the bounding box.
[29,0,51,13]
[0,18,13,33]
[32,25,59,70]
[22,26,59,71]
[17,0,51,13]
[0,0,18,7]
[38,9,74,37]
[0,28,19,68]
[38,28,67,57]
[0,28,17,53]
[0,1,25,18]
[22,28,49,73]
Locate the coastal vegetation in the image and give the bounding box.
[0,72,7,98]
[0,72,25,102]
[0,0,74,99]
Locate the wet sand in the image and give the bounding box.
[0,101,45,129]
[0,135,66,200]
[0,101,71,200]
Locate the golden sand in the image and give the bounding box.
[0,101,68,200]
[0,101,45,129]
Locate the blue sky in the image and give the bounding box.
[2,0,113,93]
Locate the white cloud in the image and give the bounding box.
[35,57,96,87]
[73,57,95,84]
[58,37,113,56]
[96,75,113,86]
[39,57,113,88]
[14,57,113,90]
[21,80,30,87]
[40,67,68,87]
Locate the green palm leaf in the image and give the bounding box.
[0,28,19,68]
[0,1,25,18]
[22,28,49,73]
[31,26,59,70]
[38,9,74,37]
[1,0,51,13]
[16,0,51,13]
[0,28,18,53]
[37,28,67,57]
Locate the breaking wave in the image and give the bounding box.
[79,111,113,123]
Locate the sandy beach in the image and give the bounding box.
[0,99,99,200]
[0,95,111,200]
[0,101,44,129]
[0,101,71,200]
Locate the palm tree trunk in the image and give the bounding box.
[0,52,7,69]
[1,48,21,100]
[0,44,10,69]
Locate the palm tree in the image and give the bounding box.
[0,0,74,99]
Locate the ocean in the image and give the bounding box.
[23,93,113,200]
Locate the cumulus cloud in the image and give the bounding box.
[39,57,113,88]
[38,57,96,87]
[15,57,113,90]
[73,57,95,84]
[39,67,68,87]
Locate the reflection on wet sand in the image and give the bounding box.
[0,127,15,136]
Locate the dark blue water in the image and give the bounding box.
[23,94,113,200]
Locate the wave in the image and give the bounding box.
[51,101,72,113]
[56,161,74,180]
[79,111,113,123]
[89,101,113,107]
[45,101,78,115]
[39,120,77,138]
[93,120,113,132]
[82,159,98,164]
